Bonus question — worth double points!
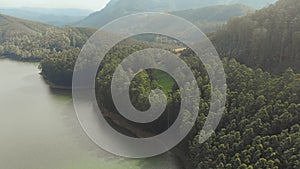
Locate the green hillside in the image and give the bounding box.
[40,38,300,168]
[0,14,95,61]
[1,1,300,168]
[211,0,300,73]
[0,8,92,26]
[170,4,254,32]
[170,0,276,10]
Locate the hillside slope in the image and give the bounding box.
[0,14,61,40]
[170,4,253,32]
[0,8,92,26]
[211,0,300,73]
[0,14,95,61]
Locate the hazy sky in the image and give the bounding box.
[0,0,111,11]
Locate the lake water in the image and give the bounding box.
[0,59,180,169]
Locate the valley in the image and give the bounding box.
[0,0,299,168]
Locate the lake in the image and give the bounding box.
[0,59,180,169]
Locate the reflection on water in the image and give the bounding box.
[0,59,182,169]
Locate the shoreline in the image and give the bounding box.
[0,55,41,63]
[0,56,72,90]
[39,73,72,90]
[1,56,187,168]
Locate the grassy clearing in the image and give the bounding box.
[153,70,176,93]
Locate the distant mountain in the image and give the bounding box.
[0,8,92,26]
[75,0,172,28]
[211,0,300,73]
[0,14,95,61]
[170,0,277,10]
[170,4,254,32]
[0,13,59,40]
[75,0,276,28]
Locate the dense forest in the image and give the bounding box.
[2,0,300,168]
[39,35,300,169]
[39,37,179,87]
[211,0,300,74]
[188,57,300,168]
[97,42,300,169]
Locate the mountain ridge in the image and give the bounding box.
[75,0,276,28]
[0,13,95,61]
[0,8,92,26]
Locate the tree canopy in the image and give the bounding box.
[211,0,300,74]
